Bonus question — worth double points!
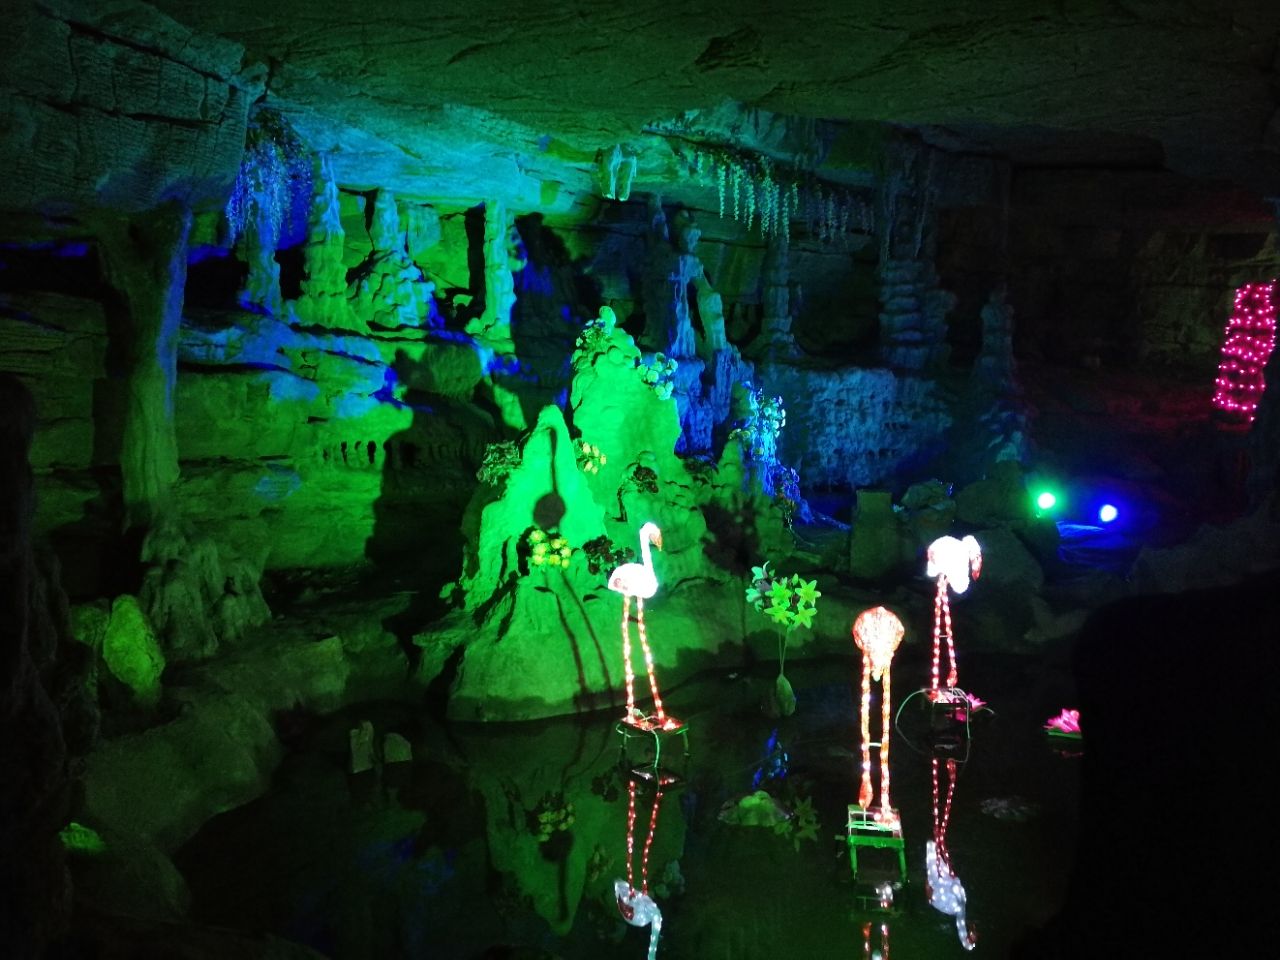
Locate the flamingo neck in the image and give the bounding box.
[640,535,653,572]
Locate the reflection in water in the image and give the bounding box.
[855,882,896,959]
[174,663,1080,958]
[751,728,789,790]
[861,919,891,959]
[614,778,665,960]
[927,756,978,951]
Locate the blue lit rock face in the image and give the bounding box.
[760,364,952,489]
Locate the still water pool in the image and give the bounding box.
[178,651,1079,959]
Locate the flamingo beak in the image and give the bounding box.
[653,532,664,550]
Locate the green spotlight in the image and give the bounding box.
[1035,490,1057,511]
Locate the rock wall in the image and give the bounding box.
[1007,169,1280,371]
[0,373,97,955]
[759,363,952,489]
[0,0,259,216]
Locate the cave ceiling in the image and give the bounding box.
[65,0,1280,209]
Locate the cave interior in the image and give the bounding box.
[3,2,1279,958]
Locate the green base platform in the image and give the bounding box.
[846,804,907,883]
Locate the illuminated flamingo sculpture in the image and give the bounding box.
[609,522,678,730]
[925,535,982,695]
[614,779,664,960]
[927,757,977,951]
[860,920,891,960]
[853,606,905,818]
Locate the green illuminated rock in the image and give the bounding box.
[102,595,165,708]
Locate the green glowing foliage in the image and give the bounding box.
[102,594,165,708]
[59,821,106,856]
[526,528,573,570]
[574,439,607,475]
[581,535,634,577]
[528,791,576,843]
[476,440,522,486]
[571,306,618,368]
[638,352,678,400]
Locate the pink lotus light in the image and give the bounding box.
[965,693,987,712]
[1045,708,1081,735]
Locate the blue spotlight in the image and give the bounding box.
[1098,503,1119,524]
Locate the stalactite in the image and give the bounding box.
[692,144,873,248]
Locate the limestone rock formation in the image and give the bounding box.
[1,0,260,215]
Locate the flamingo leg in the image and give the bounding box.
[622,594,637,723]
[859,656,873,809]
[931,577,946,693]
[641,787,662,893]
[880,668,892,813]
[941,587,958,690]
[625,778,637,891]
[647,913,661,960]
[635,597,668,724]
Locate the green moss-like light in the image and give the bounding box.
[102,595,165,707]
[59,821,107,856]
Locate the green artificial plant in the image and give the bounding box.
[746,561,821,716]
[525,528,573,570]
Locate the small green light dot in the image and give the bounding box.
[1036,491,1057,510]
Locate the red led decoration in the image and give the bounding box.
[1212,281,1277,424]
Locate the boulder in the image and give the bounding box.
[102,595,165,709]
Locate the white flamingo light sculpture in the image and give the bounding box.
[925,535,982,694]
[927,756,977,950]
[853,606,905,817]
[613,779,664,960]
[608,522,676,729]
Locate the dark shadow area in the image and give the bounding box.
[275,243,305,301]
[1011,570,1279,958]
[461,203,487,330]
[509,212,603,426]
[365,347,500,667]
[185,248,247,310]
[0,239,104,298]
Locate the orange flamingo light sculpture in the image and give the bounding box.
[853,605,905,820]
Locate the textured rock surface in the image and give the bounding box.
[143,0,1280,199]
[101,594,165,707]
[0,0,259,216]
[760,362,951,488]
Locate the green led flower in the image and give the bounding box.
[768,580,792,607]
[745,558,823,715]
[766,603,793,626]
[795,578,821,605]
